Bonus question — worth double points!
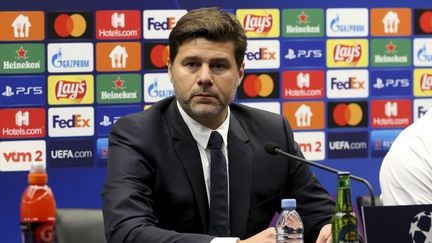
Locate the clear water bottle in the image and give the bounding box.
[276,199,304,243]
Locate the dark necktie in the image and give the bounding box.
[207,131,230,236]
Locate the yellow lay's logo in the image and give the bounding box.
[237,9,279,38]
[414,69,432,97]
[48,75,94,105]
[327,39,368,68]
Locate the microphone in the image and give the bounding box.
[264,142,376,206]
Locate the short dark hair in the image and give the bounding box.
[169,7,247,69]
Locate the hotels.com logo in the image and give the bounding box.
[282,70,324,99]
[95,10,141,40]
[0,108,46,139]
[243,13,273,33]
[371,99,412,128]
[420,74,432,91]
[333,44,362,63]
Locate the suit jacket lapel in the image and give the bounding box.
[166,101,210,232]
[228,114,253,238]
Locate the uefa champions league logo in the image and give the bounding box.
[409,211,432,243]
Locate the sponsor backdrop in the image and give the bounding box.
[1,0,432,241]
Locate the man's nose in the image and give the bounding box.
[197,65,213,85]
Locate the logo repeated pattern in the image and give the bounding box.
[0,7,431,171]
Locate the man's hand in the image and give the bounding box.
[316,224,332,243]
[237,227,276,243]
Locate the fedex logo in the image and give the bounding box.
[414,99,432,121]
[48,107,94,137]
[143,10,187,39]
[147,17,176,30]
[52,114,90,128]
[246,48,277,60]
[326,69,368,98]
[0,140,46,171]
[294,131,325,161]
[244,40,279,69]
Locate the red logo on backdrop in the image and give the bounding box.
[95,10,141,40]
[0,108,46,138]
[55,80,87,100]
[243,14,273,33]
[370,99,412,128]
[333,44,362,63]
[282,70,324,99]
[420,74,432,91]
[150,44,169,68]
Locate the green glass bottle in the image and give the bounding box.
[332,171,359,243]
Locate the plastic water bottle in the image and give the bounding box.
[276,199,304,243]
[20,163,56,243]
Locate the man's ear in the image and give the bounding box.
[167,58,173,82]
[237,63,245,86]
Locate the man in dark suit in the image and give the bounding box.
[102,7,334,243]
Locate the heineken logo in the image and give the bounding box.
[0,44,45,73]
[96,74,141,104]
[371,38,411,67]
[282,9,324,37]
[113,77,125,89]
[16,46,28,59]
[297,11,309,24]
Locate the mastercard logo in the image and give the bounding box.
[240,73,279,99]
[150,44,169,68]
[419,11,432,33]
[143,42,169,69]
[48,12,92,39]
[327,101,368,128]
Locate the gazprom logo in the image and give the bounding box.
[326,9,368,37]
[143,73,174,102]
[414,38,432,67]
[47,43,94,72]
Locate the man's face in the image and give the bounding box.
[168,37,244,129]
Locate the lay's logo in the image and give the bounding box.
[327,39,368,67]
[414,69,432,97]
[48,75,94,105]
[333,44,362,63]
[237,9,279,38]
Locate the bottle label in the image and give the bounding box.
[21,222,55,243]
[337,223,358,243]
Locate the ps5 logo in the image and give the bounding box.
[285,49,322,60]
[373,78,409,89]
[99,115,121,127]
[2,85,43,97]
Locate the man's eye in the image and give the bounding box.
[185,62,199,68]
[212,63,227,71]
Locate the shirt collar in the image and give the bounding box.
[177,100,230,149]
